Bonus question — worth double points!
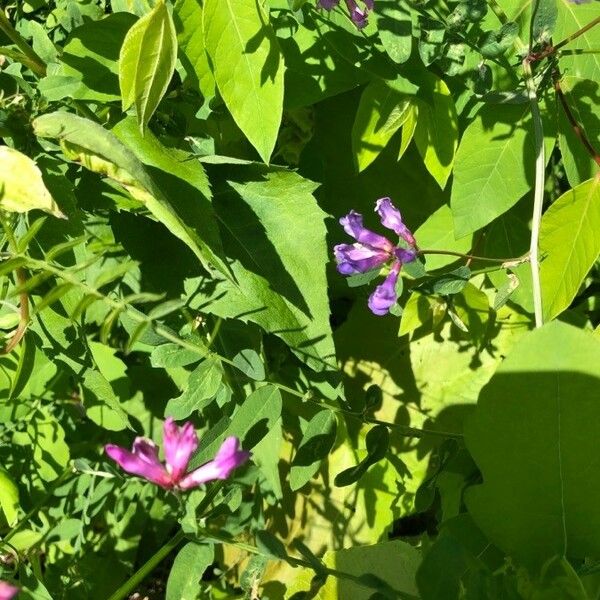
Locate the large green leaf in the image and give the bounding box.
[33,113,230,279]
[173,0,215,99]
[119,0,177,132]
[540,177,600,321]
[465,322,600,568]
[203,0,284,163]
[376,0,413,64]
[452,104,535,237]
[186,168,336,372]
[352,79,411,172]
[0,467,19,526]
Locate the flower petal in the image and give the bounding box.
[339,210,393,251]
[345,0,368,27]
[178,437,250,490]
[163,418,199,482]
[368,262,401,316]
[0,582,19,600]
[105,441,171,487]
[394,247,417,263]
[375,197,415,246]
[334,243,389,275]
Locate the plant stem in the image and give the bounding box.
[522,58,545,328]
[417,249,530,264]
[107,530,186,600]
[0,9,46,76]
[530,16,600,62]
[554,72,600,168]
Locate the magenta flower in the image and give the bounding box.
[0,582,19,600]
[334,197,417,316]
[105,418,250,490]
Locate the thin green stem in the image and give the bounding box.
[107,530,186,600]
[0,9,46,76]
[522,57,545,328]
[418,249,530,264]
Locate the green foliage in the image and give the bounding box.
[0,0,598,597]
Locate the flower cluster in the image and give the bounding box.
[105,418,250,490]
[334,197,417,316]
[318,0,373,29]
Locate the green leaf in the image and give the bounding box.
[27,409,70,481]
[480,22,519,58]
[335,425,389,487]
[202,0,284,163]
[399,291,435,337]
[52,12,136,102]
[414,76,459,190]
[465,322,600,568]
[398,103,418,160]
[532,0,557,44]
[376,0,412,64]
[232,349,266,381]
[253,417,283,498]
[174,0,215,100]
[540,178,600,321]
[290,410,337,491]
[287,540,421,599]
[352,79,411,172]
[150,343,202,368]
[415,205,473,270]
[119,0,178,132]
[189,169,336,372]
[164,356,223,419]
[0,467,19,526]
[82,369,132,431]
[33,113,230,279]
[0,147,64,218]
[166,542,214,600]
[451,104,541,237]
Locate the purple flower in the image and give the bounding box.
[105,418,250,490]
[317,0,372,29]
[369,261,400,316]
[334,197,417,316]
[0,582,19,600]
[345,0,368,28]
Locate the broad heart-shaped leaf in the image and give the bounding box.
[464,322,600,568]
[203,0,284,163]
[185,167,337,373]
[0,147,64,218]
[540,178,600,321]
[352,79,411,172]
[452,103,547,237]
[166,542,214,600]
[414,75,458,190]
[32,113,230,280]
[119,0,177,132]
